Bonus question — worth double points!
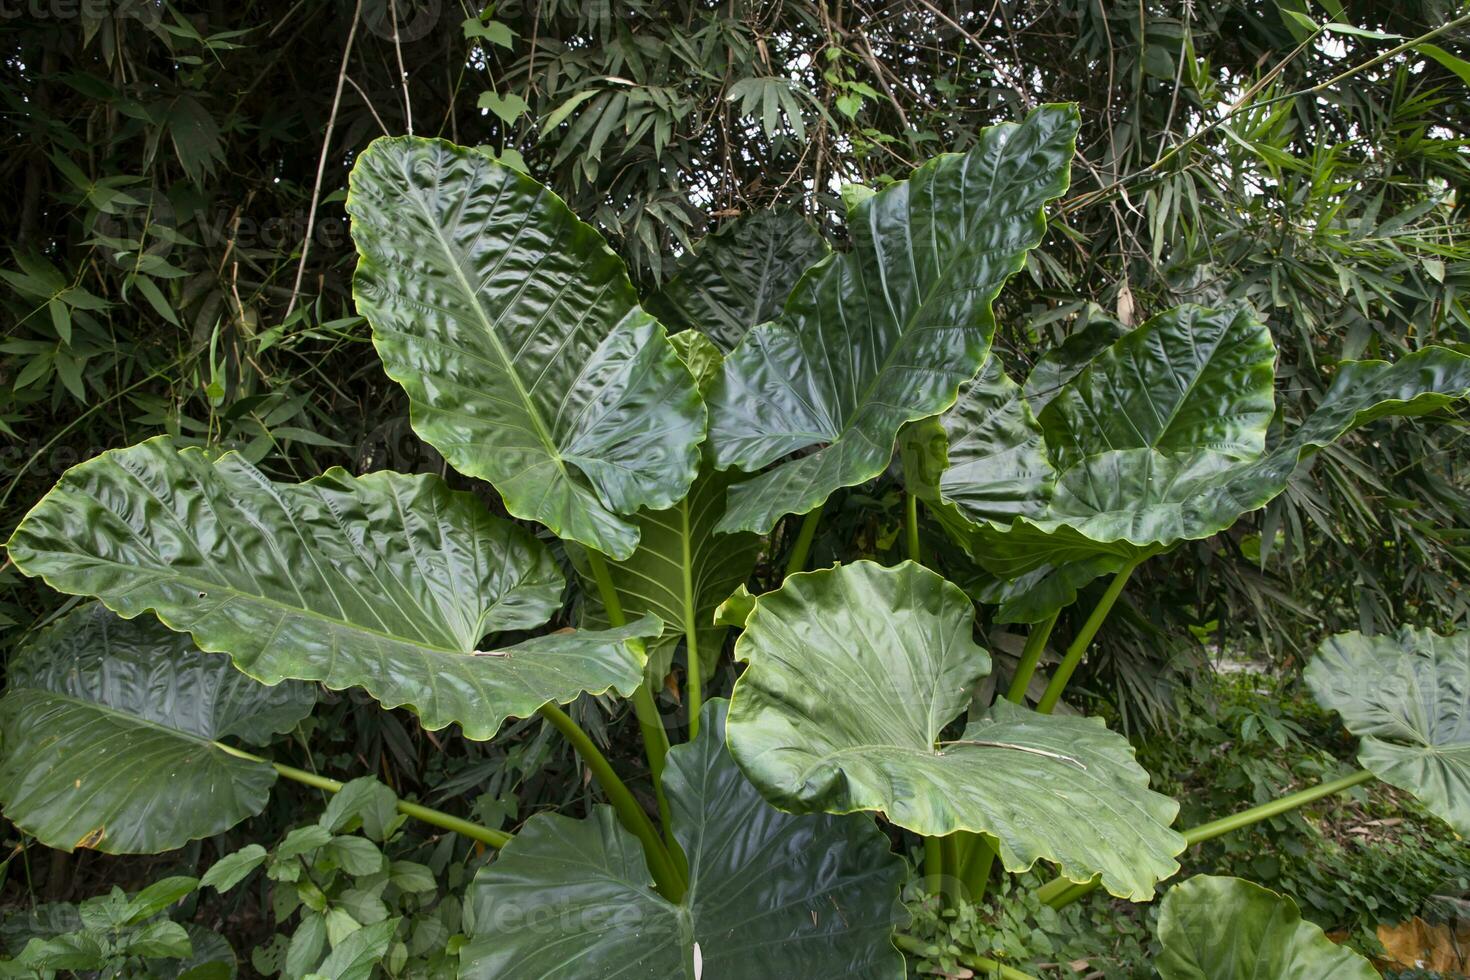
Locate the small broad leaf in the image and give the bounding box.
[1156,875,1377,979]
[126,920,193,959]
[462,17,515,47]
[707,104,1079,535]
[325,836,386,876]
[476,91,529,124]
[1306,627,1470,835]
[319,777,398,840]
[725,561,1184,900]
[349,136,705,559]
[461,700,906,978]
[124,876,200,923]
[202,845,270,892]
[645,208,829,352]
[0,603,314,854]
[315,917,399,980]
[6,438,658,740]
[285,915,327,978]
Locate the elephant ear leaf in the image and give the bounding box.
[1156,876,1378,979]
[927,304,1470,616]
[348,135,705,559]
[724,561,1184,900]
[646,208,829,351]
[0,603,315,854]
[5,438,659,741]
[460,700,907,979]
[1307,627,1470,835]
[572,336,763,683]
[1021,314,1128,412]
[707,103,1079,535]
[1037,304,1277,468]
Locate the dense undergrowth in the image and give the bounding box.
[902,671,1470,977]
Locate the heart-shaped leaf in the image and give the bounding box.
[460,700,907,978]
[0,603,315,853]
[1306,627,1470,835]
[5,438,658,740]
[477,91,528,124]
[724,560,1184,900]
[349,136,705,559]
[918,304,1470,618]
[1156,876,1377,979]
[707,104,1079,535]
[573,336,762,683]
[645,208,829,351]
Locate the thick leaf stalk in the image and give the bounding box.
[1036,559,1140,713]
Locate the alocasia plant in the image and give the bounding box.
[4,103,1469,977]
[1155,876,1378,979]
[1307,627,1470,835]
[706,104,1080,537]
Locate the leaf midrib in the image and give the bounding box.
[409,162,575,485]
[47,554,471,657]
[9,686,246,750]
[824,130,1053,442]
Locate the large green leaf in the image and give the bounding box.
[646,208,829,351]
[574,466,761,683]
[1306,627,1470,835]
[1021,315,1128,413]
[460,700,906,979]
[0,603,314,854]
[707,104,1079,535]
[724,561,1183,900]
[574,334,762,682]
[5,438,659,740]
[348,136,705,559]
[900,356,1054,528]
[921,305,1470,616]
[1039,304,1276,469]
[1155,876,1377,979]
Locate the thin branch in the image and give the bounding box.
[389,0,414,134]
[282,0,363,323]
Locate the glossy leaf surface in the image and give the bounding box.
[921,305,1470,616]
[725,561,1183,899]
[349,136,704,558]
[575,467,760,682]
[646,208,829,351]
[1307,627,1470,835]
[1156,876,1377,979]
[6,438,657,740]
[574,333,761,680]
[1021,316,1128,412]
[461,700,906,978]
[708,104,1079,534]
[0,604,314,853]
